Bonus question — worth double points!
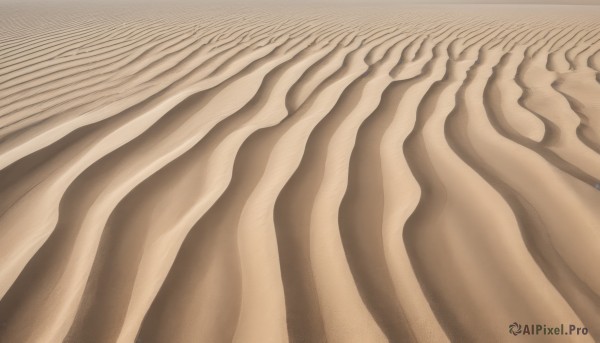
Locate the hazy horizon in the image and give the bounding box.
[1,0,600,5]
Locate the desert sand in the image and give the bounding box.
[0,3,600,343]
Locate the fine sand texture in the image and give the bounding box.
[1,4,600,343]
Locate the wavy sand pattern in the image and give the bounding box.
[1,4,600,343]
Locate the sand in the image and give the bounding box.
[0,3,599,343]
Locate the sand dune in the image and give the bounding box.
[1,4,600,342]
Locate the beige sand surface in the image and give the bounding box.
[0,4,600,343]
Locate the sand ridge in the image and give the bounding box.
[0,4,599,343]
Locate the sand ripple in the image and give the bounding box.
[1,4,600,343]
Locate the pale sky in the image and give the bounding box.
[0,0,600,5]
[1,0,600,4]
